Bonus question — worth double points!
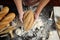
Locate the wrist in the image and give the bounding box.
[35,9,41,15]
[35,12,39,16]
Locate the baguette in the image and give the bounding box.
[0,26,15,34]
[0,7,9,20]
[0,13,15,30]
[0,26,16,38]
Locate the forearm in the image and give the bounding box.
[14,0,24,15]
[35,0,50,15]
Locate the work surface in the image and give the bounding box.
[0,6,60,40]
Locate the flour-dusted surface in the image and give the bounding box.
[0,6,58,40]
[12,6,55,40]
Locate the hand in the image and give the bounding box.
[34,13,39,20]
[19,12,24,23]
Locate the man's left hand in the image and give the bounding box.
[34,13,39,20]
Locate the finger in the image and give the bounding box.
[19,17,23,23]
[20,19,23,23]
[34,15,38,20]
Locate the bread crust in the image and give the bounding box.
[0,7,9,20]
[0,13,15,30]
[23,10,34,31]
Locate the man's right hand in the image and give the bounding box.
[19,12,24,23]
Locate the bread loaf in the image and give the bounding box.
[0,13,15,30]
[23,10,30,20]
[26,12,34,31]
[23,10,34,31]
[0,7,9,20]
[56,21,60,30]
[0,26,16,38]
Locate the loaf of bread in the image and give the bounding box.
[56,21,60,30]
[26,12,34,31]
[23,10,30,20]
[0,26,16,38]
[23,10,34,31]
[23,10,32,31]
[0,7,9,20]
[0,13,15,30]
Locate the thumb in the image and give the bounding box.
[20,18,23,23]
[19,16,23,23]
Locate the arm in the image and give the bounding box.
[14,0,24,23]
[35,0,50,15]
[14,0,24,15]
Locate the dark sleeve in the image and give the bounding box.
[48,0,60,6]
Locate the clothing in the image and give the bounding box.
[23,0,39,6]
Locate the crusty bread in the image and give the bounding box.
[0,7,9,20]
[23,10,30,20]
[0,26,16,38]
[56,21,60,30]
[26,12,34,31]
[0,13,15,30]
[23,10,34,31]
